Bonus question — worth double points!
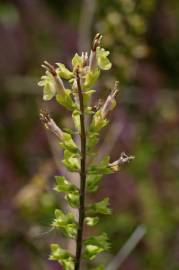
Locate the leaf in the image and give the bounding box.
[56,89,76,110]
[72,110,81,132]
[63,150,80,172]
[87,198,111,215]
[60,133,79,153]
[87,111,108,151]
[56,63,73,80]
[88,156,112,175]
[96,47,112,70]
[72,53,83,68]
[50,244,74,270]
[38,73,56,101]
[90,111,108,133]
[43,81,56,100]
[83,233,110,260]
[85,217,99,226]
[63,128,75,135]
[87,132,99,152]
[83,90,96,106]
[54,176,79,208]
[54,176,77,193]
[52,209,77,238]
[65,192,79,208]
[85,106,94,115]
[86,174,103,192]
[84,69,100,89]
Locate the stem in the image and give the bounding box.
[75,68,86,270]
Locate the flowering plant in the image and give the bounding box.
[38,34,134,270]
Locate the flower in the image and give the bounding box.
[38,61,65,101]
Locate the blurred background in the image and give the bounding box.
[0,0,179,269]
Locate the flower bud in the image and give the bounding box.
[53,75,66,95]
[42,61,65,96]
[100,81,119,118]
[109,152,135,172]
[40,110,64,140]
[89,33,102,71]
[89,50,97,71]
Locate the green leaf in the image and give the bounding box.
[38,73,56,101]
[84,69,100,89]
[84,233,110,260]
[56,63,73,80]
[87,198,111,215]
[60,133,79,153]
[85,216,99,226]
[63,150,80,172]
[85,106,94,115]
[72,110,81,132]
[52,209,77,238]
[54,176,77,193]
[88,156,112,175]
[87,132,99,152]
[65,192,79,208]
[54,176,79,208]
[96,47,112,70]
[43,81,56,100]
[90,111,108,133]
[86,174,103,192]
[87,111,109,151]
[83,90,96,106]
[72,53,83,68]
[56,89,76,110]
[63,128,76,135]
[50,244,74,270]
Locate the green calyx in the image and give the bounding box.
[38,72,56,101]
[96,47,112,70]
[54,176,79,208]
[52,209,77,238]
[50,244,74,270]
[83,233,110,260]
[56,63,74,80]
[87,198,111,216]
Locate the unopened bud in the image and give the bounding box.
[92,33,102,52]
[100,81,119,118]
[82,51,89,67]
[53,76,66,95]
[89,50,97,71]
[42,61,65,95]
[109,152,135,172]
[40,110,64,140]
[89,33,102,71]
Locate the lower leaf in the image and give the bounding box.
[52,209,77,238]
[83,233,110,260]
[50,243,74,270]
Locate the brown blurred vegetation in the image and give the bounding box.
[0,0,179,270]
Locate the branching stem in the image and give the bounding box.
[75,68,86,270]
